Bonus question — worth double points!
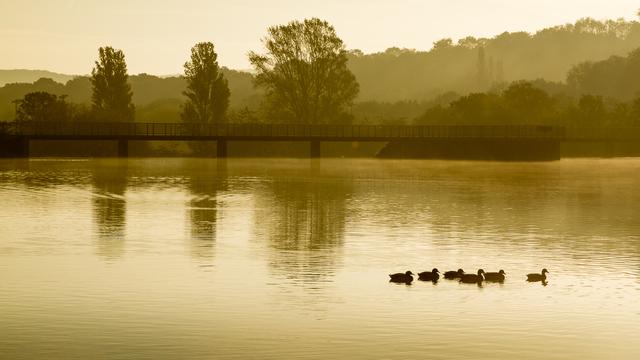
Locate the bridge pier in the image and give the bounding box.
[603,141,614,158]
[117,139,128,157]
[0,136,29,158]
[217,140,228,158]
[310,140,321,158]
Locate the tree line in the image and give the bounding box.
[12,18,358,129]
[414,81,640,127]
[5,15,640,131]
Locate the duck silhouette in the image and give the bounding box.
[460,269,485,284]
[418,268,440,282]
[443,268,465,279]
[389,271,414,283]
[484,270,506,282]
[527,268,549,282]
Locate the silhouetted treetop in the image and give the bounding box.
[181,42,230,124]
[249,18,359,124]
[91,46,134,122]
[15,91,70,122]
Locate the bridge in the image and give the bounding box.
[1,121,638,159]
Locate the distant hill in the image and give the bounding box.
[347,17,640,102]
[0,69,77,86]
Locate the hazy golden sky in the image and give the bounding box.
[0,0,637,75]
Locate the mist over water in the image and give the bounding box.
[1,158,639,360]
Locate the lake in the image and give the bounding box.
[1,158,639,359]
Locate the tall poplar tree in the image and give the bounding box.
[91,46,134,122]
[181,42,230,124]
[476,47,488,91]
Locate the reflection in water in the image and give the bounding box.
[2,158,640,360]
[186,160,227,260]
[256,167,352,287]
[353,162,640,274]
[91,161,127,260]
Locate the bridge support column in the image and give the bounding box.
[0,136,29,158]
[217,140,228,158]
[310,140,321,158]
[17,137,29,158]
[603,142,614,158]
[117,139,128,157]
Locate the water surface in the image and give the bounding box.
[1,158,639,359]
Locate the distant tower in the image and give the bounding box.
[476,47,488,91]
[496,59,504,83]
[488,56,495,85]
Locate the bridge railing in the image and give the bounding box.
[10,121,568,139]
[565,126,640,141]
[11,121,640,141]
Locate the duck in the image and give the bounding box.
[460,269,485,283]
[527,268,549,282]
[484,270,506,282]
[418,268,440,282]
[389,271,414,283]
[443,268,465,279]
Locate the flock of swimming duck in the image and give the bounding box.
[389,268,549,284]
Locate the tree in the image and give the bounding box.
[449,93,506,124]
[91,46,134,122]
[249,18,359,124]
[15,91,70,122]
[457,36,481,49]
[577,95,607,125]
[631,97,640,124]
[502,81,555,123]
[181,42,230,124]
[567,49,640,101]
[432,38,453,51]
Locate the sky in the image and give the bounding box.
[0,0,637,75]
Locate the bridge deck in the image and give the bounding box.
[4,122,566,141]
[2,122,639,142]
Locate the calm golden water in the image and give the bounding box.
[1,158,639,360]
